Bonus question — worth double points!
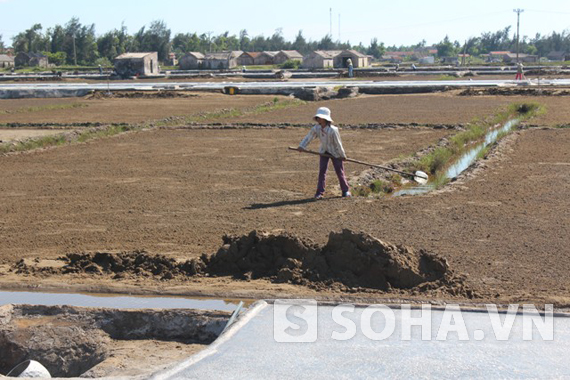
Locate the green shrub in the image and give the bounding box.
[281,60,301,69]
[370,180,394,194]
[450,124,485,149]
[417,147,453,174]
[352,185,372,197]
[387,174,402,186]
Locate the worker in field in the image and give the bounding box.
[347,58,354,78]
[515,62,525,80]
[298,107,351,199]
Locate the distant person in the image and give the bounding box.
[347,58,354,78]
[411,63,417,71]
[98,65,103,75]
[298,107,351,199]
[515,62,525,80]
[395,63,400,72]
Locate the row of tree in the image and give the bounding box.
[3,18,570,66]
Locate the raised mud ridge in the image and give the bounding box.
[459,87,570,96]
[13,230,476,298]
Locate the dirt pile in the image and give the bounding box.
[13,250,203,280]
[459,87,570,96]
[207,230,473,297]
[292,86,359,101]
[85,90,199,99]
[12,230,475,297]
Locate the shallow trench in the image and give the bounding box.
[0,298,234,378]
[394,118,521,196]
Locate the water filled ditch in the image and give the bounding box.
[0,290,249,311]
[394,119,520,196]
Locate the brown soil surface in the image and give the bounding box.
[0,122,569,306]
[0,127,449,260]
[13,230,475,298]
[0,93,286,124]
[1,91,569,126]
[224,93,570,126]
[0,129,69,142]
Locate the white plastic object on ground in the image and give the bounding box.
[7,360,51,378]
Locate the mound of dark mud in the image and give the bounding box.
[208,230,473,297]
[85,91,199,99]
[459,87,570,96]
[11,230,476,297]
[12,250,204,280]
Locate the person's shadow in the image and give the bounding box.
[244,197,340,210]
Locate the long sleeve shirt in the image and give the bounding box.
[299,124,347,159]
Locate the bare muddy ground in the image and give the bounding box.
[227,92,570,126]
[0,122,568,306]
[0,127,450,261]
[0,93,287,124]
[1,92,569,126]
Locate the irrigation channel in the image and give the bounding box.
[0,290,249,311]
[394,118,520,196]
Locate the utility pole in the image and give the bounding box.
[513,8,524,63]
[330,8,332,37]
[338,13,341,41]
[72,35,77,66]
[207,31,213,52]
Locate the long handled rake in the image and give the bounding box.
[288,147,429,184]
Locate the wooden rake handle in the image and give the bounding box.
[288,146,417,178]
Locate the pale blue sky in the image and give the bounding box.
[1,0,569,47]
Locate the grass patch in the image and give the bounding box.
[415,146,454,175]
[507,102,545,120]
[0,134,67,154]
[406,101,545,183]
[0,124,137,154]
[431,173,451,189]
[352,178,396,197]
[370,179,395,194]
[476,145,491,161]
[437,75,457,80]
[449,124,486,149]
[76,125,132,143]
[0,103,87,115]
[352,185,372,197]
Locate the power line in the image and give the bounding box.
[525,9,570,15]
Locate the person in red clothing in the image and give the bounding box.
[515,62,525,80]
[298,107,351,199]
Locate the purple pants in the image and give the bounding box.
[316,154,350,196]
